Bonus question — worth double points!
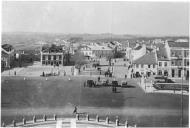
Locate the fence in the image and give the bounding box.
[2,113,137,128]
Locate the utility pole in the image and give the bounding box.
[181,49,184,127]
[177,51,183,127]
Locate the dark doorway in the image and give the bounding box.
[164,70,168,76]
[186,70,189,80]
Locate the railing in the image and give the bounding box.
[2,114,137,128]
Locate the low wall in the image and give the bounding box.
[2,113,137,128]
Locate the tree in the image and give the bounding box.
[114,51,126,58]
[113,46,126,58]
[72,51,88,69]
[64,51,71,65]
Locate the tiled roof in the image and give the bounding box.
[168,41,189,48]
[110,41,115,45]
[146,47,154,52]
[2,44,14,52]
[87,45,112,51]
[133,52,157,65]
[134,45,142,50]
[42,44,64,53]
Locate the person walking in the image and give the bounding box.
[98,76,100,82]
[73,106,78,114]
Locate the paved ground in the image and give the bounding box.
[1,76,189,127]
[136,77,189,95]
[1,61,189,127]
[1,61,74,77]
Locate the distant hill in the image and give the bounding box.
[2,32,189,50]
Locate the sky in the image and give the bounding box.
[2,1,189,36]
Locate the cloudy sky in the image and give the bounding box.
[2,1,189,36]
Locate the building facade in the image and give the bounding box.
[41,44,66,66]
[80,43,113,58]
[133,52,157,77]
[165,40,189,80]
[1,44,15,71]
[156,46,170,77]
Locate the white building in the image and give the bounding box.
[164,40,189,80]
[80,43,113,58]
[41,44,66,66]
[131,44,146,61]
[157,47,170,77]
[133,52,157,77]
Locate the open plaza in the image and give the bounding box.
[1,58,189,127]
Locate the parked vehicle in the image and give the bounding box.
[121,81,128,87]
[84,80,96,87]
[154,76,175,83]
[96,79,111,86]
[112,80,119,87]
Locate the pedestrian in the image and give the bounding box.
[125,74,127,79]
[112,86,114,93]
[42,71,45,77]
[73,106,78,114]
[98,76,100,82]
[14,71,16,76]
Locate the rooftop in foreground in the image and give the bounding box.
[4,117,131,128]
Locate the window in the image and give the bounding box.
[186,51,189,57]
[164,70,168,76]
[59,55,62,60]
[172,69,175,77]
[136,64,139,68]
[42,55,45,60]
[178,69,181,77]
[178,61,182,66]
[164,62,167,67]
[159,62,162,67]
[158,70,162,75]
[153,64,155,68]
[141,64,144,68]
[171,60,175,66]
[171,51,175,57]
[148,65,150,68]
[53,55,56,60]
[48,55,51,60]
